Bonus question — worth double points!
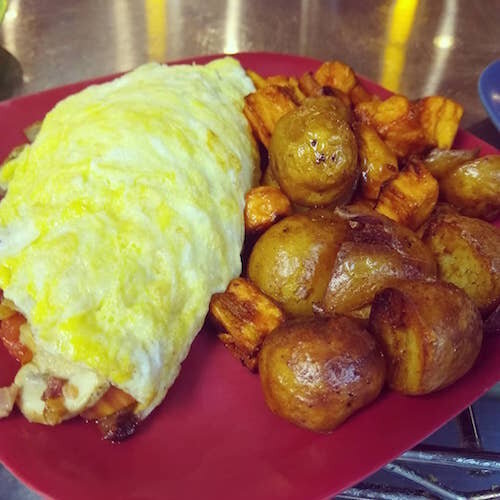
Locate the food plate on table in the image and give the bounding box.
[0,52,499,500]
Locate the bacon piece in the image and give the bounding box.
[81,386,139,441]
[0,312,33,364]
[97,409,139,442]
[0,384,18,418]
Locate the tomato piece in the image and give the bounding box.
[0,312,33,364]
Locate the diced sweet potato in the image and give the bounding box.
[244,186,292,234]
[314,61,357,94]
[355,123,399,200]
[355,94,463,158]
[209,278,285,371]
[375,162,439,230]
[355,95,426,157]
[217,332,259,371]
[243,85,298,148]
[298,71,324,97]
[350,84,373,106]
[247,70,305,103]
[419,96,464,149]
[266,75,305,103]
[246,69,267,89]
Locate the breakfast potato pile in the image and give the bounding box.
[210,60,500,433]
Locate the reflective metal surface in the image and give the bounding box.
[0,0,499,133]
[0,1,499,498]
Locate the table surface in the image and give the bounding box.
[0,1,499,498]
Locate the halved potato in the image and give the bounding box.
[322,207,437,314]
[422,211,500,315]
[248,214,348,316]
[369,280,482,395]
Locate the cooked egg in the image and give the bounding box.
[0,57,258,419]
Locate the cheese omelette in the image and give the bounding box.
[0,57,258,427]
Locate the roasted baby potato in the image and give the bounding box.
[375,162,439,230]
[269,96,358,207]
[244,186,292,234]
[422,211,500,315]
[334,206,437,273]
[259,316,386,432]
[369,280,482,395]
[419,147,479,180]
[210,278,285,371]
[439,155,500,221]
[322,207,437,314]
[247,214,348,316]
[355,122,398,200]
[322,242,435,314]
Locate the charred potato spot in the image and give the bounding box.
[258,316,386,432]
[247,214,348,316]
[369,280,482,395]
[269,97,359,207]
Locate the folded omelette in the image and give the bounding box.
[0,57,257,432]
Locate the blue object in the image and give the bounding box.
[478,59,500,130]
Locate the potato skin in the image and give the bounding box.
[259,316,386,432]
[269,96,359,207]
[321,207,437,314]
[247,214,348,316]
[422,211,500,315]
[440,155,500,221]
[369,280,482,395]
[420,147,479,180]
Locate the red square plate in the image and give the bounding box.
[0,52,499,500]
